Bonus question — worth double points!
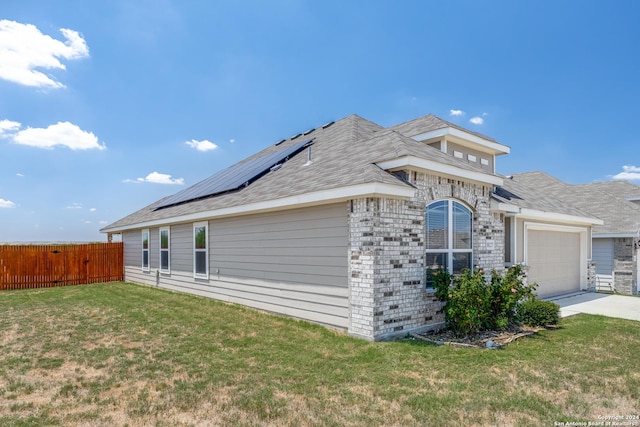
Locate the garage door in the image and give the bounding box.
[527,230,581,298]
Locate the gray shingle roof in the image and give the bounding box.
[386,113,499,143]
[576,180,640,201]
[502,171,640,235]
[104,114,504,232]
[496,172,595,219]
[100,113,510,232]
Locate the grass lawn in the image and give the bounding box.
[1,282,638,426]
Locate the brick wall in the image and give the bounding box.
[347,172,504,341]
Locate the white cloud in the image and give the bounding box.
[229,138,235,143]
[0,119,21,136]
[16,173,24,177]
[2,121,106,150]
[83,220,92,224]
[469,117,484,125]
[612,165,640,181]
[89,207,96,212]
[66,202,83,209]
[133,172,184,185]
[0,198,16,208]
[185,139,218,152]
[0,20,89,88]
[449,109,465,117]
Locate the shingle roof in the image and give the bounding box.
[386,113,499,143]
[100,113,503,232]
[495,172,595,219]
[576,180,640,201]
[502,171,640,235]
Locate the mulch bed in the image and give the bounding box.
[410,324,556,349]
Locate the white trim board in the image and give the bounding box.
[411,127,510,155]
[102,182,415,233]
[376,156,503,186]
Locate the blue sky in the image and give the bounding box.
[1,0,639,242]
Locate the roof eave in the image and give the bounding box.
[412,127,510,155]
[508,207,603,226]
[593,232,638,238]
[100,181,415,233]
[376,155,503,186]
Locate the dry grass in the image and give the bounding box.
[1,282,639,426]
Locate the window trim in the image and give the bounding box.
[141,229,150,272]
[193,221,209,279]
[425,199,473,287]
[159,226,170,274]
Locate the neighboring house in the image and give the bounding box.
[101,114,601,341]
[502,172,640,295]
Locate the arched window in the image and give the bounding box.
[425,200,473,287]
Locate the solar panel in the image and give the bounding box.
[155,139,313,210]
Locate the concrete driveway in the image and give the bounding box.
[547,292,640,321]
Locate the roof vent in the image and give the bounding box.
[303,128,315,135]
[321,121,335,129]
[303,146,313,166]
[275,139,287,146]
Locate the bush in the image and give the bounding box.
[432,264,538,336]
[434,268,491,336]
[518,299,560,326]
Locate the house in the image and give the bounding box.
[500,172,640,295]
[101,114,602,341]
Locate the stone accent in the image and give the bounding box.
[586,260,596,292]
[613,238,637,295]
[614,260,635,295]
[347,172,504,341]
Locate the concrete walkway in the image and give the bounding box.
[547,292,640,321]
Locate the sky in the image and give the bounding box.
[1,0,640,242]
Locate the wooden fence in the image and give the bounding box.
[0,243,123,291]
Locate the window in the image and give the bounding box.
[425,200,473,287]
[160,227,170,273]
[193,222,208,278]
[142,229,150,271]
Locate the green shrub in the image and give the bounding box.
[488,264,537,325]
[433,265,538,336]
[518,299,560,326]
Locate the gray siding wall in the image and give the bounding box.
[446,141,494,172]
[171,223,192,272]
[211,205,348,287]
[593,238,614,275]
[122,203,349,329]
[149,227,159,270]
[123,230,141,267]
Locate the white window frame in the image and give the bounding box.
[142,229,150,272]
[159,227,170,274]
[425,199,473,286]
[193,221,209,279]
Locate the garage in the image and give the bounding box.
[526,228,583,298]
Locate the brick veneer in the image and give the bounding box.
[347,172,505,341]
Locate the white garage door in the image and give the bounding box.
[527,230,581,298]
